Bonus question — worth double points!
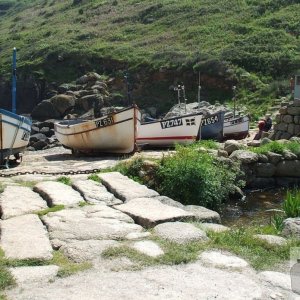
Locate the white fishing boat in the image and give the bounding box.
[136,113,202,147]
[223,115,250,140]
[54,106,140,154]
[0,48,32,167]
[0,109,31,164]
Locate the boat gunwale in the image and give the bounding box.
[0,109,32,126]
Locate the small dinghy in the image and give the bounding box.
[137,113,203,147]
[0,48,31,167]
[54,106,140,154]
[223,115,250,140]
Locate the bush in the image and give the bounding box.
[251,141,300,155]
[156,145,244,211]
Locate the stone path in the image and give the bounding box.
[0,147,298,299]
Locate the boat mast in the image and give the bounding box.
[182,84,187,114]
[198,71,201,108]
[232,85,236,118]
[12,47,17,114]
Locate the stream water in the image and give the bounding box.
[222,188,286,227]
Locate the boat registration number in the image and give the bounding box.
[95,117,114,128]
[161,118,183,129]
[201,115,219,126]
[21,131,30,141]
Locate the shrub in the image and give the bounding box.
[156,145,244,211]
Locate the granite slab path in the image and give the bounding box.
[0,186,47,219]
[72,179,122,206]
[99,172,159,202]
[0,214,53,260]
[33,181,83,207]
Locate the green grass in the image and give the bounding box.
[51,251,92,278]
[103,226,300,271]
[0,0,299,114]
[14,180,37,189]
[250,141,300,155]
[87,174,101,182]
[0,247,91,293]
[36,204,65,216]
[57,176,72,186]
[283,189,300,218]
[0,184,4,194]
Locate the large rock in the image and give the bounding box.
[287,106,300,116]
[0,214,53,260]
[275,160,300,177]
[50,94,75,115]
[115,198,194,228]
[230,150,259,164]
[199,251,248,269]
[184,205,221,223]
[254,234,287,246]
[199,223,230,233]
[77,94,103,111]
[31,100,60,120]
[224,140,243,155]
[132,241,164,257]
[61,240,119,262]
[259,271,291,291]
[154,195,184,208]
[255,163,276,177]
[154,222,209,244]
[0,186,48,219]
[10,266,59,286]
[33,181,83,207]
[282,115,293,123]
[99,172,159,202]
[72,180,122,206]
[42,205,143,245]
[282,218,300,238]
[266,152,283,165]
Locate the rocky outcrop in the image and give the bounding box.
[31,72,112,121]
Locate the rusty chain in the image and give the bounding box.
[0,168,102,178]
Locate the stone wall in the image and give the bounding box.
[272,99,300,140]
[229,149,300,189]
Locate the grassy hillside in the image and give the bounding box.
[0,0,300,115]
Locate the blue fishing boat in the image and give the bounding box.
[0,48,31,167]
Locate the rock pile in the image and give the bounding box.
[31,72,113,121]
[272,99,300,140]
[164,101,242,118]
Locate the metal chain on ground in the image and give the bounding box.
[0,168,103,178]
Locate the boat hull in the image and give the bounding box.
[198,111,225,141]
[0,109,31,162]
[223,116,250,140]
[137,113,202,147]
[54,106,139,154]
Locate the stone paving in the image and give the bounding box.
[0,147,298,299]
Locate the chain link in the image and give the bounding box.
[0,168,102,178]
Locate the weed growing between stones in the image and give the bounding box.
[37,205,65,217]
[0,184,4,193]
[283,189,300,218]
[51,251,92,278]
[0,248,15,292]
[14,180,37,189]
[57,176,72,186]
[78,201,90,207]
[87,174,101,182]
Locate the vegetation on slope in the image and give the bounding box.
[0,0,299,114]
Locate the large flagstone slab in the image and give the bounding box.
[0,214,53,260]
[42,205,143,246]
[72,180,122,206]
[99,172,159,202]
[33,181,83,207]
[115,198,194,228]
[0,186,47,219]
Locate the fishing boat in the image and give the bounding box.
[54,106,140,154]
[0,48,32,167]
[223,115,250,140]
[199,111,225,141]
[136,112,203,147]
